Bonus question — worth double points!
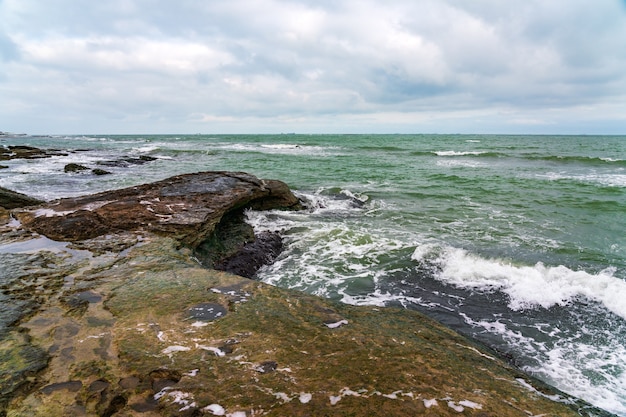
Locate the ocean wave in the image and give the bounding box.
[536,172,626,188]
[461,312,626,416]
[434,150,500,157]
[246,190,409,296]
[526,154,626,167]
[411,244,626,319]
[132,145,160,153]
[215,142,340,156]
[356,145,405,152]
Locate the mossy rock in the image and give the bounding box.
[64,163,89,173]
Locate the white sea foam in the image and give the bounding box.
[435,150,488,156]
[536,171,626,187]
[215,142,339,156]
[133,145,160,153]
[325,320,348,329]
[459,400,482,409]
[411,244,626,320]
[436,159,486,169]
[460,299,626,415]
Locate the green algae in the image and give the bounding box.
[1,235,612,416]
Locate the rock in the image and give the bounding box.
[0,207,9,224]
[0,186,44,209]
[213,231,283,278]
[97,155,157,168]
[64,163,89,173]
[0,145,66,160]
[16,171,301,245]
[193,210,284,277]
[91,168,111,176]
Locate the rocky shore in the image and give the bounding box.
[0,171,613,416]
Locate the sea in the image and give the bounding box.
[1,133,625,415]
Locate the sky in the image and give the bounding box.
[1,0,626,135]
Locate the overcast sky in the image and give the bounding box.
[1,0,625,135]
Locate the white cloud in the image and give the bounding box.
[19,36,234,74]
[1,0,625,134]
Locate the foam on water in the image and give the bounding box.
[248,191,412,299]
[212,142,341,156]
[535,171,626,188]
[461,311,626,415]
[434,150,489,156]
[133,145,160,153]
[411,244,626,319]
[247,190,626,415]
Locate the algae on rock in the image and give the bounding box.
[0,172,613,416]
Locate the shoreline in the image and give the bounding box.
[0,171,615,416]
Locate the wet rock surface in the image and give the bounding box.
[0,144,156,177]
[0,145,67,161]
[15,171,301,246]
[0,186,44,209]
[0,172,614,416]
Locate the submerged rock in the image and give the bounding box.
[64,163,89,173]
[0,145,67,161]
[91,168,111,176]
[97,155,158,167]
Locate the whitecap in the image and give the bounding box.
[133,145,160,153]
[411,244,626,320]
[434,150,487,156]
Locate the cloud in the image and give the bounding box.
[1,0,625,133]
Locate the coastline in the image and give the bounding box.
[0,169,614,416]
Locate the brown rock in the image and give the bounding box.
[0,145,66,160]
[17,171,301,246]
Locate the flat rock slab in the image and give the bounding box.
[16,171,300,246]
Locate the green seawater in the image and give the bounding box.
[1,133,625,414]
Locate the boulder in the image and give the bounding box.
[0,186,44,209]
[64,163,89,173]
[17,171,301,246]
[91,168,112,176]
